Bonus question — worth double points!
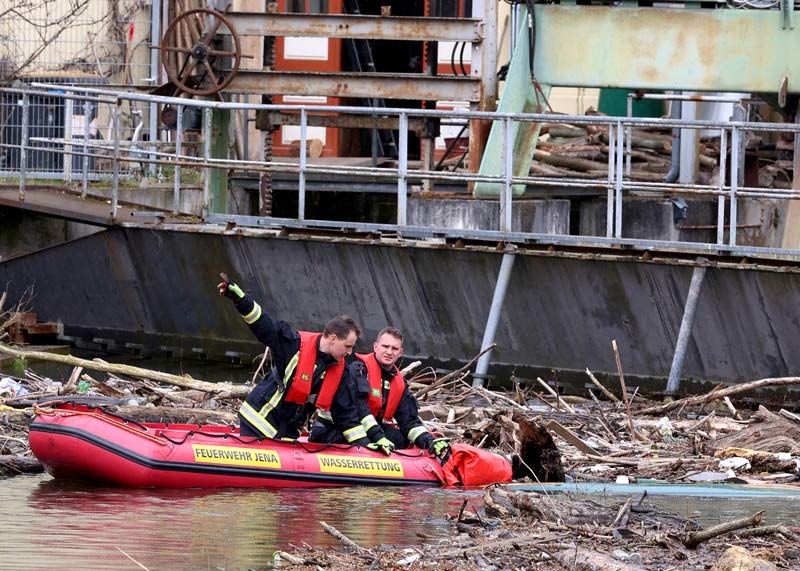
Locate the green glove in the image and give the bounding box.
[429,438,451,461]
[218,272,245,300]
[367,437,395,456]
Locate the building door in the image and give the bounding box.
[272,0,343,157]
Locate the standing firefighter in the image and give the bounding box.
[310,327,451,461]
[219,273,371,444]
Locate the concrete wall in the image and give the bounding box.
[0,207,101,261]
[3,226,800,395]
[81,184,256,217]
[579,198,783,247]
[408,197,570,234]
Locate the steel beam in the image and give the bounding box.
[475,8,548,197]
[256,110,429,132]
[534,5,800,93]
[228,70,480,101]
[224,12,483,42]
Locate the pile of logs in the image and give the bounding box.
[534,122,718,183]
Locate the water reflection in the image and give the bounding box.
[2,474,479,570]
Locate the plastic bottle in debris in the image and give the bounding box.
[77,380,91,394]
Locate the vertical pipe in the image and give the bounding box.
[473,246,517,387]
[299,108,307,221]
[397,112,408,226]
[509,4,517,57]
[202,108,212,219]
[501,116,513,232]
[625,95,632,176]
[666,262,708,396]
[112,100,121,220]
[82,100,90,197]
[148,0,161,177]
[606,124,615,239]
[716,128,727,246]
[730,126,739,246]
[615,120,624,238]
[173,105,183,215]
[19,92,29,201]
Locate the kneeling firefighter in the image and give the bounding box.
[310,327,451,461]
[219,273,371,444]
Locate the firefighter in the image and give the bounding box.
[218,273,371,445]
[309,327,451,460]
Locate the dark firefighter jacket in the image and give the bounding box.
[233,293,369,444]
[311,353,434,450]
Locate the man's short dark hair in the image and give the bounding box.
[323,315,362,339]
[376,326,403,343]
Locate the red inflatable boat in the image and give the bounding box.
[30,403,512,488]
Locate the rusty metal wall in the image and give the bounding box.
[3,225,800,392]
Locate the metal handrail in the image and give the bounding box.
[3,86,799,255]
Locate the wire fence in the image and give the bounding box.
[0,90,142,179]
[0,0,153,85]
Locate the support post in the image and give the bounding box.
[468,0,498,172]
[148,0,161,177]
[473,246,517,387]
[63,97,73,182]
[210,109,230,214]
[606,124,615,238]
[500,117,513,232]
[173,105,183,215]
[625,95,633,176]
[19,92,29,201]
[666,260,708,396]
[716,128,727,245]
[112,99,121,220]
[82,100,90,197]
[397,112,408,226]
[614,119,624,238]
[202,108,212,219]
[679,97,700,185]
[729,125,740,246]
[298,108,307,220]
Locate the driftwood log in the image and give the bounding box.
[0,454,43,474]
[0,344,248,399]
[638,376,800,416]
[684,511,764,549]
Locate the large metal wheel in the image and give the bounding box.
[161,8,241,96]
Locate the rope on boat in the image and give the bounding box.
[34,403,432,458]
[33,404,170,446]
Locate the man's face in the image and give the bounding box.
[373,333,403,367]
[324,331,358,361]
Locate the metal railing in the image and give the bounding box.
[2,85,799,257]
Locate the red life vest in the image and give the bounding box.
[284,331,345,411]
[355,352,405,420]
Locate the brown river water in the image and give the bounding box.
[4,359,800,569]
[0,474,480,570]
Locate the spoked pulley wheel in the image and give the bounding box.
[160,8,242,96]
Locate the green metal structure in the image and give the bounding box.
[477,3,800,196]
